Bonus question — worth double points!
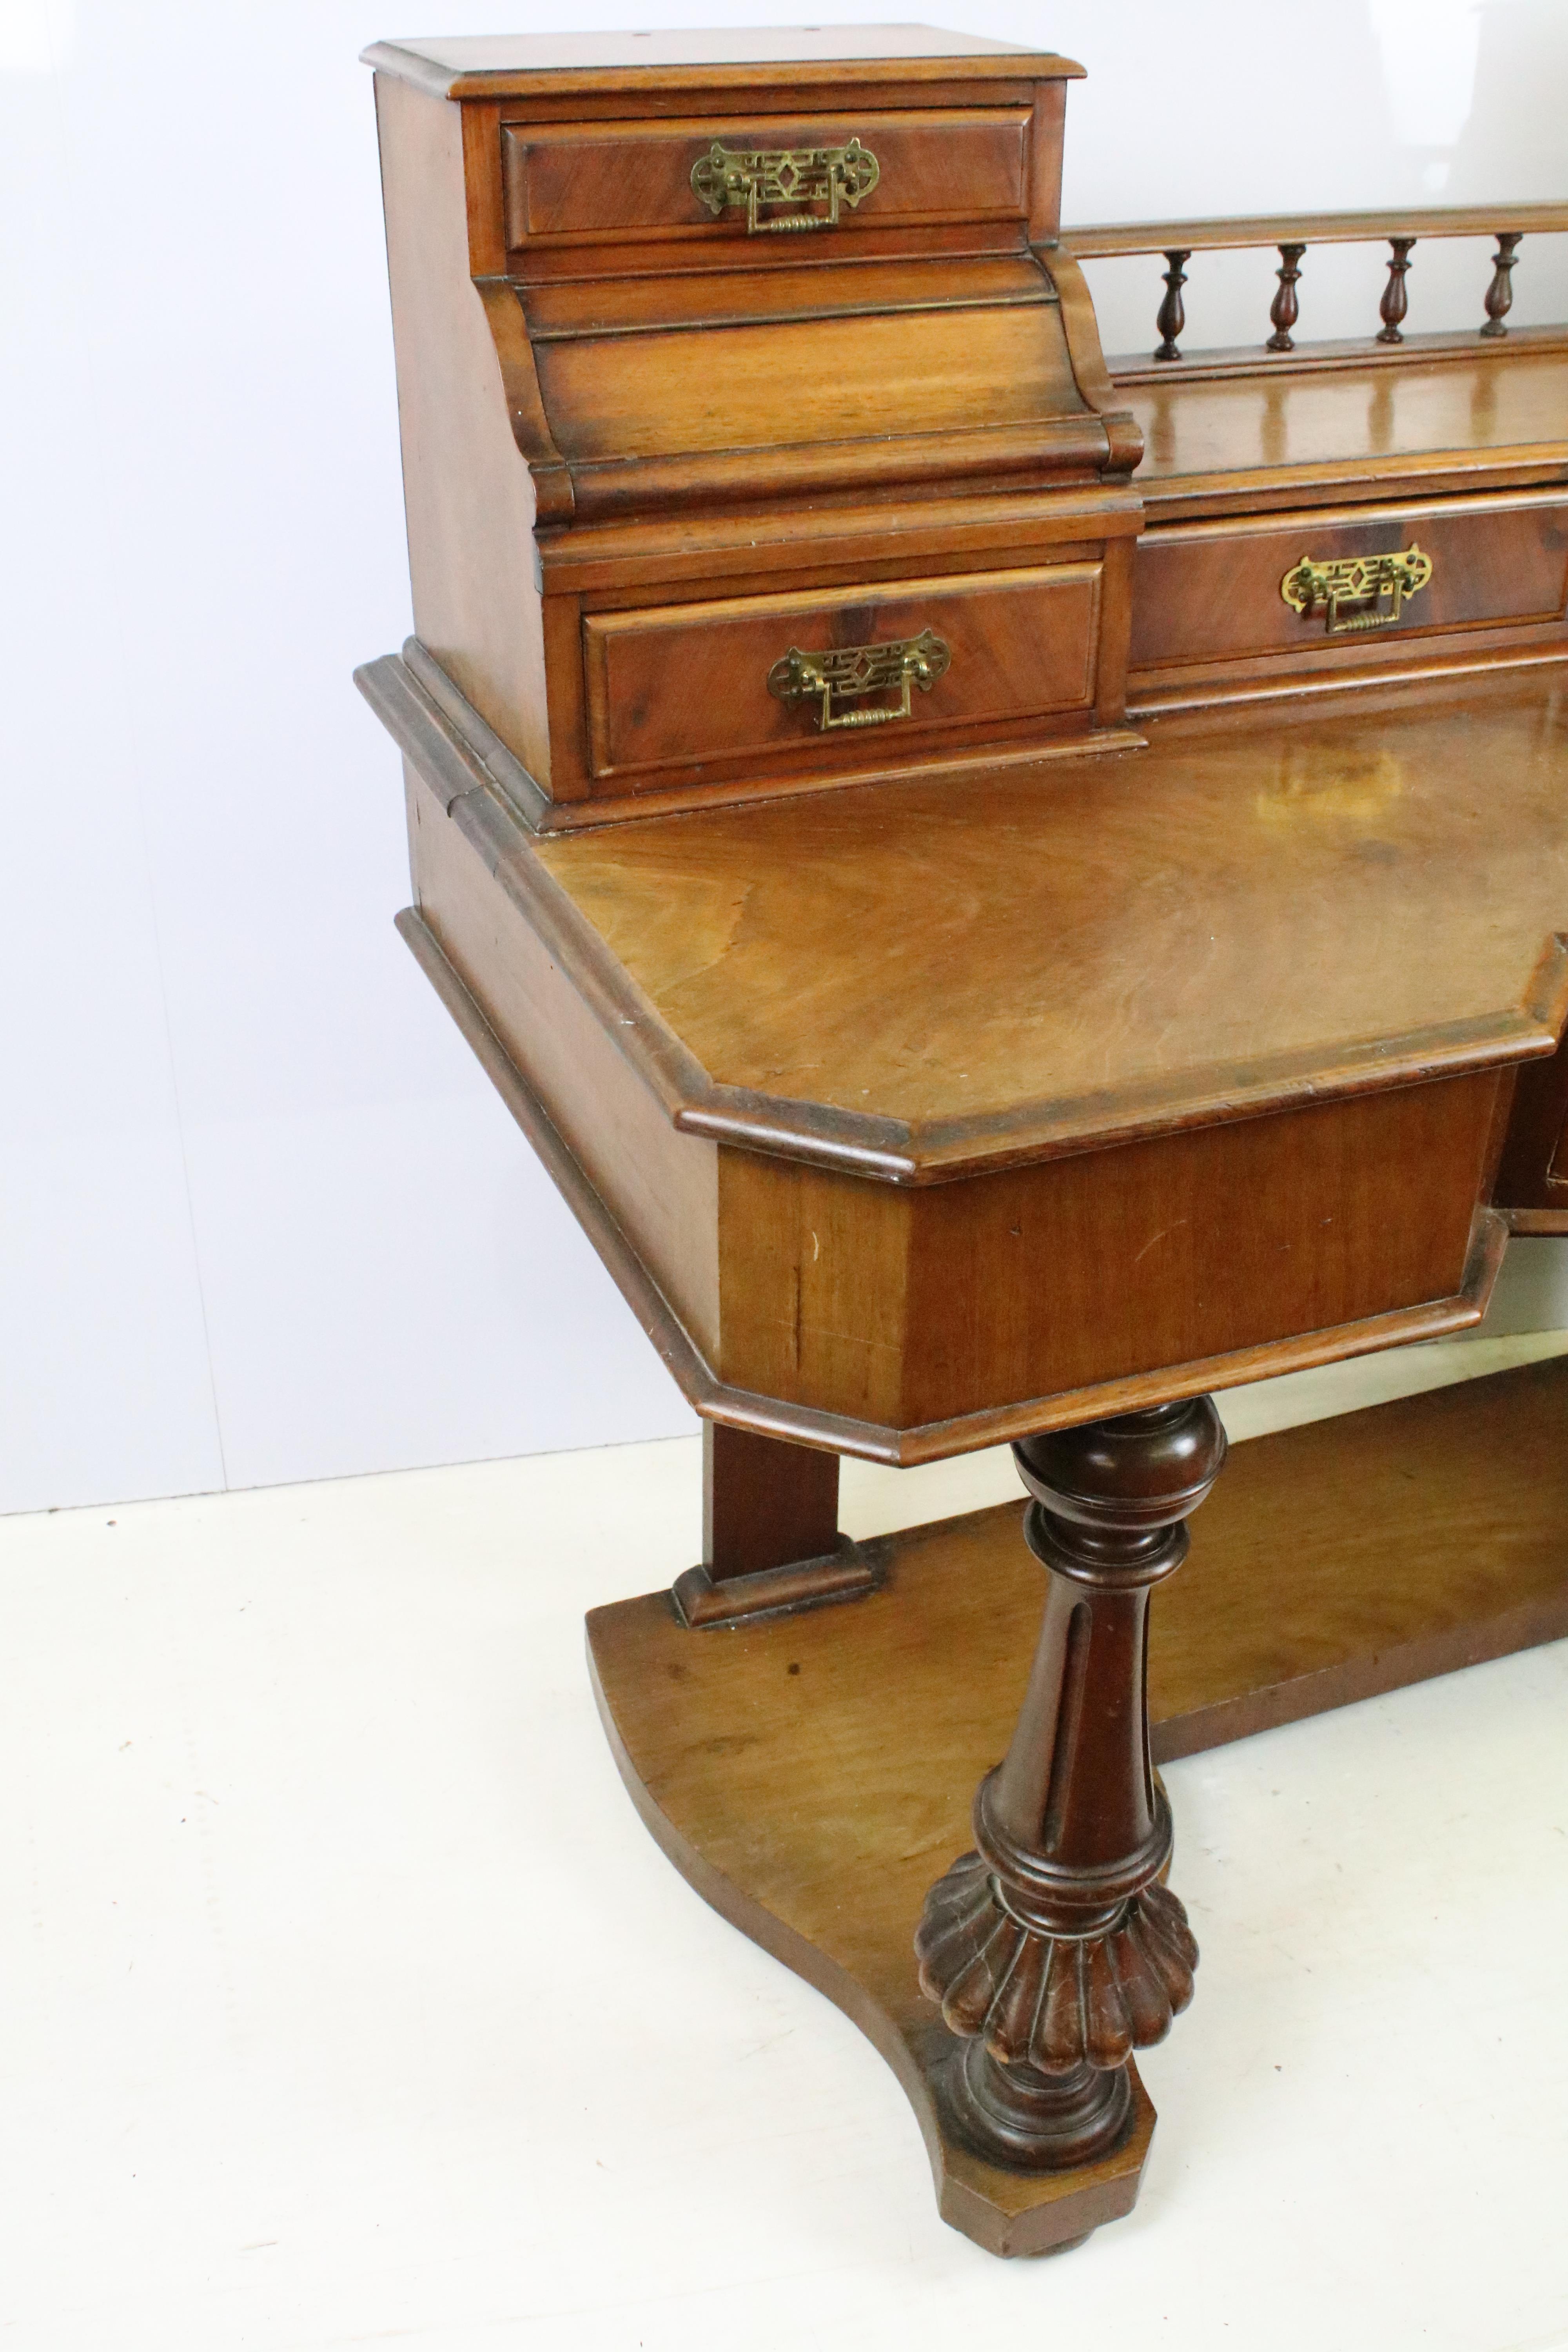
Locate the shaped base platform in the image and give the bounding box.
[586,1355,1568,2254]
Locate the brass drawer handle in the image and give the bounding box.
[1280,544,1433,634]
[767,628,950,731]
[690,136,880,236]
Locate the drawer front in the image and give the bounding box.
[502,109,1031,247]
[582,564,1102,780]
[1130,494,1568,674]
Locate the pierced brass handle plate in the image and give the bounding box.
[767,628,950,731]
[690,136,880,235]
[1280,544,1434,634]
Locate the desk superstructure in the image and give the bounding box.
[358,28,1568,2255]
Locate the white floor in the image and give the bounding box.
[4,1338,1568,2352]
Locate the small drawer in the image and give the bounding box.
[581,563,1102,782]
[1130,492,1568,678]
[502,109,1031,248]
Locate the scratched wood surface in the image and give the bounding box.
[536,668,1568,1137]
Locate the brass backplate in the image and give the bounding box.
[690,136,880,235]
[767,627,951,731]
[1280,545,1434,634]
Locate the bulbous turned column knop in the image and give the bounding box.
[1378,236,1416,344]
[916,1398,1227,2173]
[1481,230,1523,338]
[1267,242,1306,352]
[1154,247,1191,363]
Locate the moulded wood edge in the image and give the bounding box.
[1064,208,1568,258]
[362,41,1083,103]
[361,644,1568,1179]
[1133,453,1568,527]
[1107,327,1568,384]
[1130,642,1568,717]
[536,487,1147,595]
[395,905,1512,1465]
[355,650,550,829]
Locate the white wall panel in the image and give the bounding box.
[3,0,1564,1512]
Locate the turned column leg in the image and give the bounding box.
[915,1398,1227,2170]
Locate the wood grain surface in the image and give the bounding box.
[582,562,1100,779]
[502,109,1031,247]
[364,29,1075,106]
[366,46,1134,806]
[374,74,554,776]
[1122,350,1568,519]
[1130,490,1568,675]
[519,252,1054,339]
[713,1083,1502,1424]
[594,1348,1568,1766]
[1066,205,1568,257]
[533,299,1088,468]
[587,1351,1568,2246]
[536,669,1568,1143]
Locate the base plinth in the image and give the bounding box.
[586,1356,1568,2254]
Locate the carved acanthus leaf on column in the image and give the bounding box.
[916,1853,1198,2075]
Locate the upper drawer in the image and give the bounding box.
[1130,492,1568,675]
[582,562,1102,783]
[501,109,1031,249]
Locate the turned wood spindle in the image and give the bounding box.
[1481,231,1523,337]
[1154,247,1191,363]
[915,1398,1227,2173]
[1266,241,1306,352]
[1377,235,1416,343]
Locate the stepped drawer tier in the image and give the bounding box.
[501,108,1033,252]
[1128,489,1568,702]
[578,562,1105,786]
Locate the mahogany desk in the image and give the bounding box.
[356,26,1568,2258]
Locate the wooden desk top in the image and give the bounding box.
[1119,347,1568,518]
[533,668,1568,1178]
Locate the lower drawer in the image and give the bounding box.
[1129,490,1568,683]
[582,561,1103,780]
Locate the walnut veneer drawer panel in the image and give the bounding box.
[502,110,1031,247]
[582,563,1102,780]
[1129,492,1568,675]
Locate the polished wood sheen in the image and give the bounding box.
[535,674,1568,1149]
[366,26,1138,820]
[1065,204,1568,257]
[365,27,1074,104]
[916,1404,1225,2179]
[581,561,1105,784]
[1119,350,1568,524]
[359,27,1568,2256]
[501,109,1034,247]
[1065,206,1568,385]
[702,1421,839,1579]
[588,1351,1568,2252]
[373,652,1568,1448]
[1129,490,1568,688]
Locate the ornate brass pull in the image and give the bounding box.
[690,136,880,236]
[767,628,950,731]
[1280,545,1434,634]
